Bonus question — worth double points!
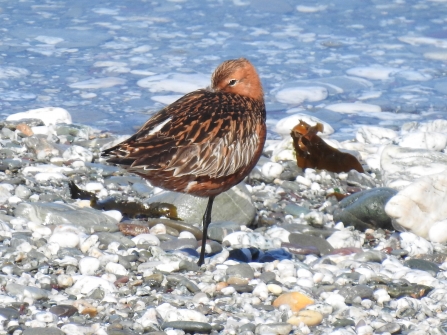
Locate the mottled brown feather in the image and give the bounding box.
[103,58,266,197]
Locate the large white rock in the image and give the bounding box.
[396,132,447,151]
[385,173,447,241]
[395,119,447,151]
[326,230,364,249]
[78,257,100,276]
[356,126,398,145]
[380,145,447,189]
[400,119,447,134]
[66,275,117,295]
[399,232,433,256]
[6,107,72,125]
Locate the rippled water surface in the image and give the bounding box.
[0,0,446,137]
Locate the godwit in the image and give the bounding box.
[102,58,266,265]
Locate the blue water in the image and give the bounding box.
[0,0,446,137]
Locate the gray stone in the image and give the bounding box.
[160,238,197,251]
[95,232,136,249]
[255,322,292,335]
[226,264,254,280]
[22,136,62,158]
[338,285,374,304]
[147,219,202,240]
[288,233,334,256]
[376,322,401,334]
[15,202,120,231]
[283,223,337,238]
[284,203,311,217]
[179,260,200,272]
[162,321,212,333]
[0,307,20,320]
[166,274,200,293]
[404,259,440,276]
[22,328,64,335]
[353,250,386,263]
[147,183,255,227]
[230,284,253,293]
[240,323,256,332]
[15,184,32,199]
[259,271,277,283]
[333,187,397,231]
[346,170,377,188]
[6,283,49,300]
[208,221,241,242]
[49,305,77,317]
[0,185,11,204]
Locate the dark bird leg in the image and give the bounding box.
[198,196,215,266]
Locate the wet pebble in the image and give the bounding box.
[288,233,334,255]
[287,310,323,326]
[404,258,440,276]
[162,321,212,333]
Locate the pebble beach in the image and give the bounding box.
[0,106,446,335]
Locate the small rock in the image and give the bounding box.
[272,292,314,312]
[288,233,334,255]
[162,321,212,333]
[226,264,254,280]
[255,322,293,335]
[287,310,323,326]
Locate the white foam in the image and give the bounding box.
[346,66,398,80]
[137,73,209,94]
[424,51,447,61]
[296,5,327,12]
[325,103,382,113]
[93,61,128,67]
[151,95,183,105]
[396,70,432,81]
[69,77,126,89]
[35,36,64,45]
[399,36,447,48]
[92,8,120,15]
[357,91,382,100]
[275,86,328,104]
[0,66,30,79]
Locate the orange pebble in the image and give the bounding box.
[16,123,34,136]
[273,292,314,312]
[81,307,97,317]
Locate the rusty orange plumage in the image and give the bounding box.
[102,58,266,265]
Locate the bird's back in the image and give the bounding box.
[103,89,266,197]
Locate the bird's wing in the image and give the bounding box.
[103,89,264,179]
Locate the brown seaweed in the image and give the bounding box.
[69,181,179,219]
[290,120,364,173]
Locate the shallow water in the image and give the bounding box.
[0,0,446,137]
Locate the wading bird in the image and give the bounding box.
[103,58,266,265]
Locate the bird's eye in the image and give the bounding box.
[228,79,237,86]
